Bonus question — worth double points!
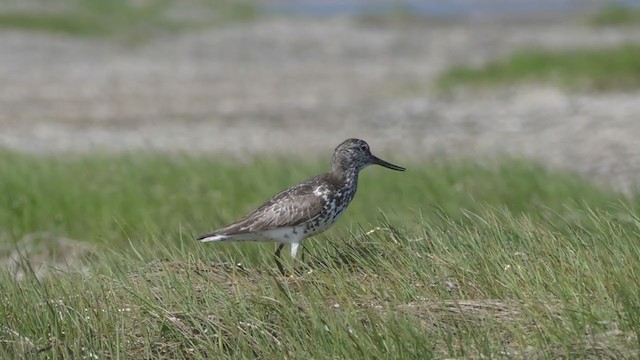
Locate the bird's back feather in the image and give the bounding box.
[199,175,331,239]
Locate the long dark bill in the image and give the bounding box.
[372,156,406,171]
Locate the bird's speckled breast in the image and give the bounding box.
[304,173,358,236]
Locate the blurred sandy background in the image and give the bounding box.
[1,0,640,189]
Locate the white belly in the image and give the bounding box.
[261,226,307,244]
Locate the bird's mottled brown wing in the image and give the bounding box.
[214,181,327,235]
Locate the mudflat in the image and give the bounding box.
[1,16,639,189]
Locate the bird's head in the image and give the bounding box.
[331,138,406,174]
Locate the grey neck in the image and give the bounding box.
[330,163,360,188]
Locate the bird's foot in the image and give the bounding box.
[275,267,313,281]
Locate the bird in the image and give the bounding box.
[197,138,406,275]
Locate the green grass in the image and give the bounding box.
[588,5,640,26]
[436,45,640,92]
[1,150,640,358]
[0,0,257,41]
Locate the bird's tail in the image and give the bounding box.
[197,232,255,242]
[197,232,230,242]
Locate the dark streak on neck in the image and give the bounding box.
[328,163,359,188]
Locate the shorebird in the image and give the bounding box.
[197,138,405,275]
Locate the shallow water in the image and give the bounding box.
[262,0,639,17]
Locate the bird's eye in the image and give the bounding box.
[359,145,368,152]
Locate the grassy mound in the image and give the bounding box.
[437,45,640,92]
[0,151,639,358]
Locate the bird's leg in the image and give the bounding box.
[295,242,307,276]
[290,242,309,276]
[274,243,285,276]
